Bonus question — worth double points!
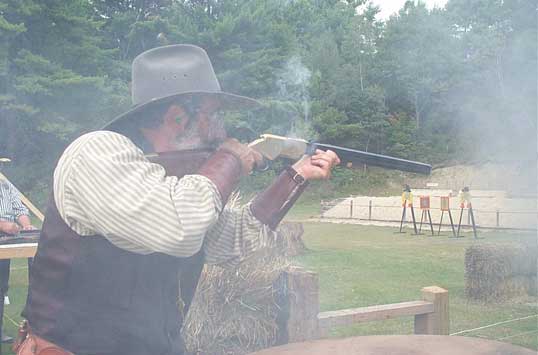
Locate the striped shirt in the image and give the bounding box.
[0,179,29,222]
[54,131,268,267]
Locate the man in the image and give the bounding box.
[0,160,34,235]
[17,45,339,355]
[0,159,34,345]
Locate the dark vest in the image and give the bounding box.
[23,150,213,355]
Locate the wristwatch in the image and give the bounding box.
[285,166,306,186]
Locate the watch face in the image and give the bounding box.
[294,173,305,184]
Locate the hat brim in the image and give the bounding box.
[103,90,261,132]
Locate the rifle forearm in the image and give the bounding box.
[311,143,432,175]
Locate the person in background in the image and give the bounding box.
[0,158,34,345]
[459,186,472,209]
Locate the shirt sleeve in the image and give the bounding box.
[7,182,29,218]
[57,131,223,257]
[203,201,271,268]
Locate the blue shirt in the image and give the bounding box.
[0,179,29,222]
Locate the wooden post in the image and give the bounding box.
[414,286,449,335]
[274,266,320,344]
[368,200,372,220]
[349,199,353,219]
[496,210,500,227]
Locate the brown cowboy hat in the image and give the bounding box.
[103,44,261,132]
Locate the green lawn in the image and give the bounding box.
[294,222,538,350]
[3,258,29,355]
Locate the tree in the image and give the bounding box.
[377,1,459,129]
[0,0,125,198]
[445,0,537,161]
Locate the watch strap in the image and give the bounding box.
[285,166,306,185]
[250,167,309,230]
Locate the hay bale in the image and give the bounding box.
[465,243,538,302]
[497,276,532,299]
[274,222,307,257]
[182,236,290,355]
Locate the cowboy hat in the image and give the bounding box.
[103,44,260,132]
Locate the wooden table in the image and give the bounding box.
[0,243,37,260]
[249,335,536,355]
[0,231,39,259]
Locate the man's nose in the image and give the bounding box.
[208,120,226,141]
[202,113,226,142]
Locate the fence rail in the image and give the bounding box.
[317,300,434,338]
[275,267,449,344]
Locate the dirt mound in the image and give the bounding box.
[412,162,536,195]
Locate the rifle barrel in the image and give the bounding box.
[311,143,432,175]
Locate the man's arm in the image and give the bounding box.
[0,220,19,235]
[57,131,225,257]
[0,182,32,234]
[8,184,34,229]
[203,203,268,268]
[7,182,30,221]
[204,150,340,267]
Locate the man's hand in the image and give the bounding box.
[292,149,341,180]
[219,138,264,176]
[0,221,20,235]
[18,215,35,230]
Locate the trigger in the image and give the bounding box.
[255,158,270,172]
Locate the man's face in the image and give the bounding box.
[141,97,226,153]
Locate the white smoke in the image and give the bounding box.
[276,56,313,138]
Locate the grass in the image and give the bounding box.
[293,222,538,350]
[3,258,29,355]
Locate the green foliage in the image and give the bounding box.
[443,0,537,161]
[312,103,359,144]
[0,0,535,199]
[0,0,126,201]
[377,2,459,130]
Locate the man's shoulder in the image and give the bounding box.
[65,131,136,155]
[56,131,141,171]
[73,130,130,145]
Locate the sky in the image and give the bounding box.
[370,0,449,20]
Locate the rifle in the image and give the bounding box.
[0,229,40,245]
[248,134,432,175]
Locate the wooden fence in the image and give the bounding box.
[274,266,449,344]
